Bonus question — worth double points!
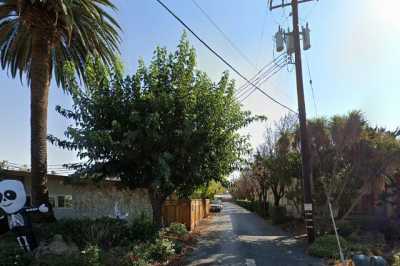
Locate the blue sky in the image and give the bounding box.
[0,0,399,168]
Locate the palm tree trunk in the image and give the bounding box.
[30,31,54,221]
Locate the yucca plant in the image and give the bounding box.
[0,0,120,216]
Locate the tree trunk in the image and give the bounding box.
[30,31,54,221]
[148,188,166,228]
[274,197,281,208]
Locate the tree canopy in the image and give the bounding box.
[231,111,400,229]
[0,0,121,213]
[49,34,256,225]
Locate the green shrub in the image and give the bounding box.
[129,214,158,242]
[337,222,357,238]
[36,218,130,249]
[309,234,350,259]
[235,200,270,218]
[123,253,150,266]
[101,246,131,266]
[166,223,188,238]
[382,221,400,242]
[82,244,102,266]
[173,240,184,254]
[0,236,33,266]
[121,244,151,266]
[31,255,84,266]
[146,238,175,262]
[270,206,287,224]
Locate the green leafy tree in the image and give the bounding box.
[231,114,300,216]
[0,0,121,209]
[256,114,300,208]
[191,180,227,199]
[305,111,400,226]
[49,35,255,226]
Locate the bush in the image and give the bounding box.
[31,255,84,266]
[309,234,350,259]
[236,200,269,217]
[102,246,130,266]
[0,235,33,266]
[166,223,188,238]
[146,238,175,262]
[36,218,130,249]
[382,221,400,242]
[129,213,158,242]
[337,222,357,238]
[173,240,184,254]
[82,244,102,266]
[271,206,288,224]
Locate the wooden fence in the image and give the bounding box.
[162,199,210,231]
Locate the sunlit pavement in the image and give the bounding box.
[183,202,323,266]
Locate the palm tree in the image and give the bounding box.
[0,0,120,212]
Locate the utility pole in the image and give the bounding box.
[270,0,315,243]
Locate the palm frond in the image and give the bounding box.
[0,0,121,87]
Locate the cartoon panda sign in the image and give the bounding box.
[0,180,49,252]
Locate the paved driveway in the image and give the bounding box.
[183,202,323,266]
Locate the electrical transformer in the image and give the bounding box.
[285,31,295,54]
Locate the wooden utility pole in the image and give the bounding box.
[270,0,315,243]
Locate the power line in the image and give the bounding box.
[236,59,284,100]
[239,59,288,103]
[235,54,285,95]
[238,60,287,103]
[191,0,258,71]
[155,0,297,114]
[235,54,287,98]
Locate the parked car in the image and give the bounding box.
[210,199,223,212]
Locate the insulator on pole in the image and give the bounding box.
[275,26,284,52]
[302,23,311,51]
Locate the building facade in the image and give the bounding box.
[0,170,153,222]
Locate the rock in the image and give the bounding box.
[35,234,79,258]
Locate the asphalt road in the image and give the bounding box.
[183,202,323,266]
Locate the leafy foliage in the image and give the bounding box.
[231,114,300,213]
[0,0,120,86]
[145,238,175,262]
[35,216,157,249]
[0,233,33,265]
[191,180,226,199]
[164,222,188,238]
[309,234,350,259]
[306,111,400,227]
[49,34,255,225]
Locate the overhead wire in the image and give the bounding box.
[235,54,287,99]
[238,59,288,103]
[235,53,285,94]
[155,0,297,114]
[236,60,285,101]
[238,59,285,102]
[191,0,258,71]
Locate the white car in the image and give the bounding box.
[210,199,223,212]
